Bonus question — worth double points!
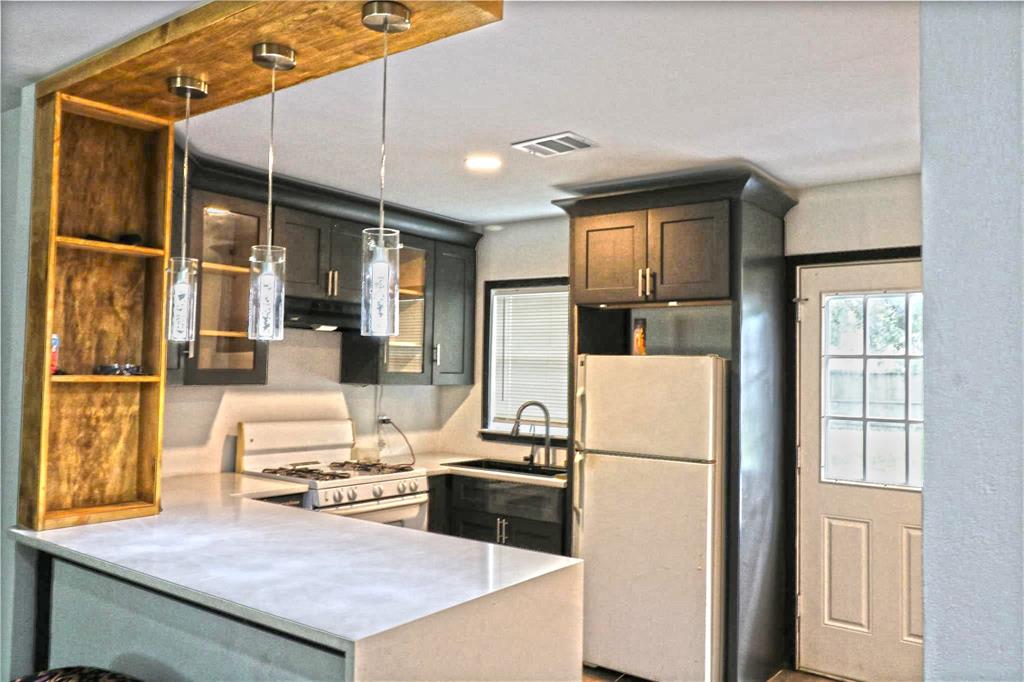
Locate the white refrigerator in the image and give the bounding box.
[573,354,727,682]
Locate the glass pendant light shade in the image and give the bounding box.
[360,228,400,336]
[248,244,286,341]
[166,256,199,342]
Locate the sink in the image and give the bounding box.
[443,459,566,478]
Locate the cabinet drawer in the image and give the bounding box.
[450,475,564,524]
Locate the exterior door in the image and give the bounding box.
[796,260,923,681]
[647,201,730,301]
[572,210,647,305]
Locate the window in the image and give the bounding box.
[821,291,923,488]
[483,278,570,440]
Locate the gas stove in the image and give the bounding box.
[237,419,429,528]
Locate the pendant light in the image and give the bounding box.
[360,1,410,337]
[248,43,296,341]
[165,76,209,343]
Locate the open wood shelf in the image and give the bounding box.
[51,374,161,383]
[199,330,249,338]
[202,262,248,274]
[18,93,170,531]
[55,235,164,258]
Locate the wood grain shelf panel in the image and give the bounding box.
[37,1,503,120]
[199,330,249,338]
[41,501,159,531]
[50,375,161,383]
[55,236,164,258]
[202,262,248,274]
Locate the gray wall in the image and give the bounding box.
[1,89,37,680]
[921,3,1024,679]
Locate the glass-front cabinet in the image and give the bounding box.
[183,189,269,384]
[383,236,433,379]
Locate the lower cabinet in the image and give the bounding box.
[436,475,565,555]
[427,475,450,534]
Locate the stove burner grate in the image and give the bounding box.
[261,466,352,481]
[328,461,414,475]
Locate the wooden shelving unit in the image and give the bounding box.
[18,93,172,530]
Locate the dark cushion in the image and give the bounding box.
[13,666,142,682]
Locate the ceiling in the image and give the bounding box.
[1,2,920,225]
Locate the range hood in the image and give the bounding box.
[284,297,360,332]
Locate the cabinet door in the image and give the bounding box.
[427,475,450,534]
[431,243,475,385]
[274,207,331,300]
[184,190,268,385]
[329,220,365,304]
[380,234,435,385]
[572,210,648,305]
[451,508,503,544]
[504,516,564,554]
[648,201,730,301]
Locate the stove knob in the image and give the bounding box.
[398,482,407,494]
[409,480,419,492]
[333,490,343,503]
[347,489,358,501]
[372,485,384,498]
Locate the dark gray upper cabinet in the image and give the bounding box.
[432,243,475,385]
[183,189,268,385]
[570,201,730,305]
[275,207,366,303]
[572,210,648,305]
[275,206,332,299]
[340,235,475,386]
[648,201,730,301]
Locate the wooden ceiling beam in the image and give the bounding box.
[37,0,502,120]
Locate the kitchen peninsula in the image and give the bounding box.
[11,474,582,681]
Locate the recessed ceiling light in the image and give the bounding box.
[465,153,502,172]
[483,224,504,232]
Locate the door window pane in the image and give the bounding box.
[909,358,923,421]
[824,419,864,481]
[867,359,905,419]
[826,296,864,355]
[820,291,923,489]
[867,295,906,355]
[866,421,906,484]
[826,358,863,417]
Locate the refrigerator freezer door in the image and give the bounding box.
[580,452,722,681]
[577,354,726,462]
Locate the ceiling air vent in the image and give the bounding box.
[511,131,596,158]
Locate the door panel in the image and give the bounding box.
[329,220,364,304]
[648,201,729,301]
[797,260,923,682]
[274,206,331,300]
[432,243,475,385]
[572,211,647,304]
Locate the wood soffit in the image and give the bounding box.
[37,1,503,120]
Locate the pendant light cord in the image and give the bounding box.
[267,67,276,246]
[180,90,191,261]
[378,19,389,238]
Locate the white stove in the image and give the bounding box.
[237,419,429,529]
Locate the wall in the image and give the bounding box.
[784,174,921,255]
[163,330,443,475]
[921,3,1023,678]
[1,91,38,680]
[436,216,570,463]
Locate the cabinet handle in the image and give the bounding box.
[326,270,333,296]
[187,338,195,360]
[434,343,441,366]
[496,517,502,543]
[645,267,653,297]
[637,268,644,298]
[333,270,339,297]
[502,518,509,544]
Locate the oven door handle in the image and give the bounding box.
[321,493,428,516]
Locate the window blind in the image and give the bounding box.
[488,285,569,428]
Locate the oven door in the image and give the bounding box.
[319,493,429,529]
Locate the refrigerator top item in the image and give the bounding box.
[576,354,726,463]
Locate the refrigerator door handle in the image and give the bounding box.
[572,449,585,516]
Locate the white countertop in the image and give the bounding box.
[10,472,579,651]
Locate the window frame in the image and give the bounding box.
[480,277,570,447]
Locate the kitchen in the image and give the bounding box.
[2,2,1023,682]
